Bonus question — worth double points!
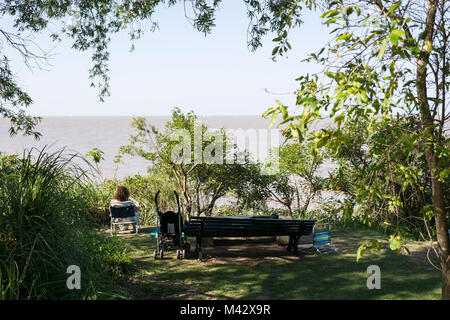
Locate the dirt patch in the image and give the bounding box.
[184,237,322,267]
[403,243,440,266]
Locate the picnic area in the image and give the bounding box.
[112,227,442,300]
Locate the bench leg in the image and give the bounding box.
[196,236,202,258]
[292,235,300,255]
[293,237,298,255]
[287,236,293,252]
[287,235,300,255]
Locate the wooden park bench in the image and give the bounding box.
[182,216,316,259]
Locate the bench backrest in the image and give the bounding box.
[183,216,316,237]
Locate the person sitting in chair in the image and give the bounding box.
[110,186,140,232]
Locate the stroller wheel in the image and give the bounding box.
[176,249,181,259]
[153,250,158,259]
[181,249,186,259]
[159,250,164,259]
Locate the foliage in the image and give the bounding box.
[321,116,447,240]
[0,57,41,139]
[0,148,131,299]
[277,138,325,214]
[261,0,450,298]
[86,148,105,165]
[215,205,269,217]
[229,160,273,212]
[229,135,326,216]
[118,107,262,218]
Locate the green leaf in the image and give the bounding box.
[281,105,288,119]
[389,29,405,45]
[389,61,395,74]
[389,236,401,250]
[387,2,401,15]
[272,36,282,42]
[272,46,279,56]
[268,113,278,128]
[321,10,339,19]
[324,17,339,25]
[378,38,389,59]
[356,245,365,262]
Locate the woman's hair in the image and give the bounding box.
[114,186,130,202]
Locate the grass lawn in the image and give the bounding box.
[114,228,442,300]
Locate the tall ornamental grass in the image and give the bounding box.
[0,148,130,299]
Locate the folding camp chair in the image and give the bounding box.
[300,223,336,254]
[110,205,139,235]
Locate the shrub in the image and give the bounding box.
[0,148,131,299]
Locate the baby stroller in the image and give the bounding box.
[153,190,190,259]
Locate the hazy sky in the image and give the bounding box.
[8,2,330,116]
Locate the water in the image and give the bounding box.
[0,116,291,179]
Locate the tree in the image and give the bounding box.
[0,55,41,139]
[230,138,325,216]
[277,139,325,214]
[263,0,450,299]
[323,115,444,239]
[231,159,278,212]
[118,107,256,218]
[191,160,251,216]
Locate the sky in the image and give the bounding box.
[7,2,330,117]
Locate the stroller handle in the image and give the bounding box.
[155,190,181,213]
[155,190,161,212]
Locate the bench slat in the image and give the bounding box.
[183,216,316,238]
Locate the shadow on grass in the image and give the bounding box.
[118,228,442,300]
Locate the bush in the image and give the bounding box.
[215,205,260,217]
[0,148,131,299]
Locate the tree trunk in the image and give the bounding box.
[427,157,450,299]
[444,266,450,300]
[415,0,449,300]
[302,179,314,214]
[293,177,301,212]
[182,175,192,219]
